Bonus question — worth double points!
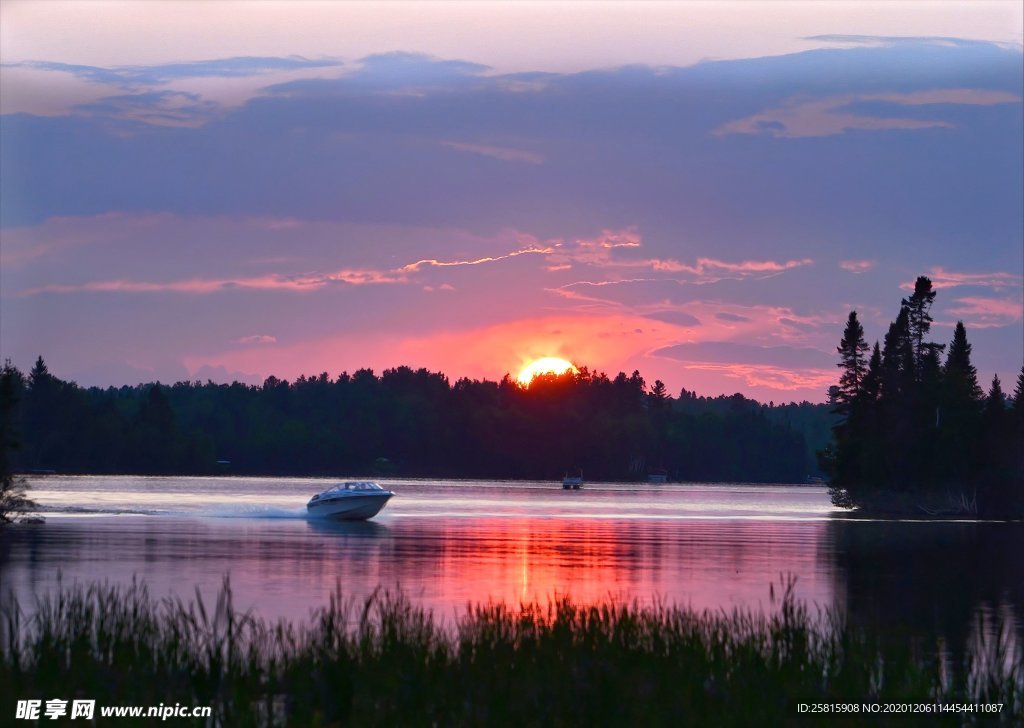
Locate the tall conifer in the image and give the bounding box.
[902,276,938,373]
[880,306,914,399]
[861,343,882,403]
[836,311,869,410]
[944,322,983,401]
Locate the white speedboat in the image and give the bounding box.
[307,481,394,520]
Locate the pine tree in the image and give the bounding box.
[935,321,983,492]
[902,276,939,371]
[986,374,1006,414]
[880,306,914,399]
[944,321,983,401]
[861,342,882,402]
[28,356,51,389]
[836,311,869,410]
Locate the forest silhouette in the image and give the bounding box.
[0,360,827,483]
[823,276,1024,516]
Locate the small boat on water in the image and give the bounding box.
[307,481,394,520]
[562,471,583,490]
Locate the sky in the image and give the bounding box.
[1,1,1022,403]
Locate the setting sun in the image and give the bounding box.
[516,357,578,386]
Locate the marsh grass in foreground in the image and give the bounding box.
[1,578,1021,726]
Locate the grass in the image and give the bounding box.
[1,577,1021,726]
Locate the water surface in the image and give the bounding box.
[2,476,1021,651]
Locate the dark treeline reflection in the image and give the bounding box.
[2,358,828,481]
[830,519,1024,680]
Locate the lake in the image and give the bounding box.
[2,476,1022,651]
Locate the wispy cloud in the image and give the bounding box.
[549,256,813,297]
[805,35,1010,49]
[840,259,876,273]
[442,141,544,165]
[648,257,814,276]
[901,267,1024,291]
[18,242,552,296]
[543,229,813,285]
[23,275,329,295]
[400,244,552,273]
[945,296,1023,328]
[233,334,277,345]
[716,88,1021,138]
[653,340,836,369]
[715,312,752,323]
[650,340,837,391]
[74,90,219,127]
[665,361,837,392]
[6,57,342,87]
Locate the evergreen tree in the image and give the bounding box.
[828,283,1020,515]
[880,306,914,399]
[836,311,869,410]
[935,322,983,493]
[944,322,983,401]
[28,356,51,388]
[985,374,1006,416]
[861,343,882,403]
[902,276,938,371]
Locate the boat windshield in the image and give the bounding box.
[315,481,385,497]
[346,481,384,491]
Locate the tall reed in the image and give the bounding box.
[1,577,1020,725]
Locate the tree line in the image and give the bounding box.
[823,276,1024,515]
[0,358,820,483]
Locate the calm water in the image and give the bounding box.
[2,476,1022,648]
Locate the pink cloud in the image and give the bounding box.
[651,257,813,276]
[667,361,837,392]
[18,242,555,296]
[400,244,553,273]
[546,228,813,284]
[840,259,875,273]
[945,296,1023,328]
[14,217,812,303]
[901,267,1024,291]
[20,271,399,296]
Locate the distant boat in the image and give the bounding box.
[647,469,668,484]
[307,481,394,520]
[562,471,583,490]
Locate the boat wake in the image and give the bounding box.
[201,505,308,520]
[38,504,309,520]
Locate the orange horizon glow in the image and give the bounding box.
[516,357,577,386]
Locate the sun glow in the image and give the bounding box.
[516,357,577,386]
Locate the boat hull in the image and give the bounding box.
[307,493,393,520]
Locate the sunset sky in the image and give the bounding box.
[1,1,1022,402]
